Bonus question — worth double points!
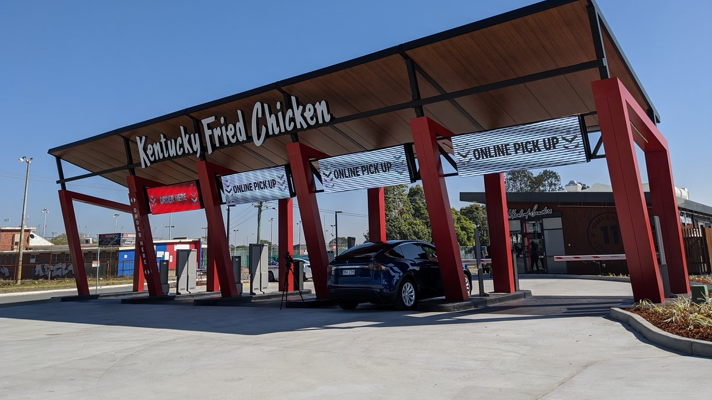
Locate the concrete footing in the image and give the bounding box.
[120,295,175,304]
[417,290,532,312]
[58,294,100,302]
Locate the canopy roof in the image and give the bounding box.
[49,0,659,187]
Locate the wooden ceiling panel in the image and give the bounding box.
[283,55,411,117]
[50,0,658,188]
[601,26,653,118]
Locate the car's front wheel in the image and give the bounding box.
[395,278,418,310]
[268,271,275,282]
[465,273,472,295]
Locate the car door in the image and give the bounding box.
[398,243,435,296]
[420,244,443,294]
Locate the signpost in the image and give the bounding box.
[146,181,202,214]
[318,146,411,193]
[221,166,291,206]
[452,115,588,177]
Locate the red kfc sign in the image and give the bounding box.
[147,181,202,214]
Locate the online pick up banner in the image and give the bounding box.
[318,146,411,193]
[147,181,202,214]
[221,166,291,205]
[451,115,587,177]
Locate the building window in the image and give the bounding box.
[65,253,71,262]
[30,255,36,263]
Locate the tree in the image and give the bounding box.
[385,185,431,242]
[505,169,563,192]
[451,208,475,246]
[460,204,489,245]
[50,233,68,245]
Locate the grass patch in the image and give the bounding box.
[0,277,135,294]
[630,297,712,342]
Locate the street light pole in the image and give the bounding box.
[16,156,32,285]
[269,218,274,259]
[334,211,342,256]
[113,213,120,233]
[296,221,302,254]
[42,208,49,238]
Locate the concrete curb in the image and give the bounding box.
[610,307,712,358]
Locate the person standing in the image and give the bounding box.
[530,241,541,272]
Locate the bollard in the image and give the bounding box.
[477,266,488,297]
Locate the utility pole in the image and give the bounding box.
[334,211,342,256]
[167,213,174,240]
[226,205,232,245]
[16,156,32,285]
[255,201,263,244]
[42,208,49,238]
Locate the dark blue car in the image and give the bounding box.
[327,240,472,310]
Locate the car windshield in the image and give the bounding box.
[337,242,389,258]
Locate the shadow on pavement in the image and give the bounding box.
[0,294,633,336]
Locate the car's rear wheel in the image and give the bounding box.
[338,301,358,310]
[465,273,472,295]
[395,278,418,310]
[268,271,275,282]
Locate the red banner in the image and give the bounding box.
[147,181,202,214]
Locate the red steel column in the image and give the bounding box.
[196,160,239,297]
[646,150,690,294]
[484,174,516,293]
[132,241,145,292]
[410,117,468,301]
[592,79,664,302]
[278,198,294,292]
[206,253,218,292]
[58,190,90,296]
[287,142,329,298]
[367,187,386,242]
[127,176,164,297]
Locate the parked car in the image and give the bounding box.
[327,240,472,310]
[268,259,312,282]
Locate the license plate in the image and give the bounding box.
[342,269,356,276]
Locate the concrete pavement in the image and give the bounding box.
[0,278,709,399]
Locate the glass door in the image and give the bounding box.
[524,220,547,273]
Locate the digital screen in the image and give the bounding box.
[146,181,202,214]
[451,116,587,177]
[221,166,291,205]
[318,146,411,193]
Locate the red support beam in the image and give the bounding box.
[646,150,689,294]
[287,142,329,298]
[484,173,516,293]
[367,187,386,242]
[410,117,468,301]
[126,176,165,297]
[133,242,145,292]
[57,189,137,296]
[592,78,664,302]
[278,198,294,292]
[58,190,90,296]
[196,160,239,297]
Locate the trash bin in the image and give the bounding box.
[292,260,304,291]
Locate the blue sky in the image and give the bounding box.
[1,0,710,244]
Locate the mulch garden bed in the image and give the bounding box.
[629,307,712,342]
